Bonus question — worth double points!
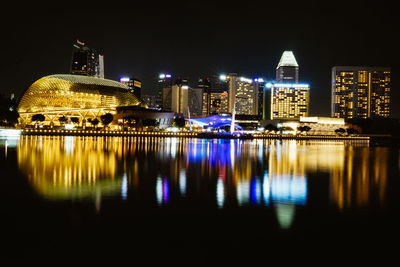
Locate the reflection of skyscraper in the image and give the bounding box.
[330,146,388,210]
[331,66,391,119]
[276,51,299,83]
[70,39,104,78]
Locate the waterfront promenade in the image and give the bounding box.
[15,128,370,142]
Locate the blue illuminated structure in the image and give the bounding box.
[186,114,243,131]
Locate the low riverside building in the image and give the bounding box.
[17,74,148,128]
[261,116,348,135]
[114,106,174,129]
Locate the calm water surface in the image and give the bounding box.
[1,136,400,265]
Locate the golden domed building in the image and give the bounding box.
[17,74,148,127]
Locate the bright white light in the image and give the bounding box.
[159,74,165,79]
[182,85,189,89]
[273,83,309,88]
[266,83,273,88]
[254,78,264,83]
[216,178,224,209]
[240,77,252,83]
[165,74,172,78]
[167,127,180,132]
[219,74,227,81]
[179,169,186,196]
[120,77,130,82]
[257,127,264,132]
[65,124,74,130]
[0,129,21,137]
[156,176,163,205]
[121,173,128,200]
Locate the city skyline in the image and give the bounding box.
[1,2,397,117]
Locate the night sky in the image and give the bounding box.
[1,1,398,117]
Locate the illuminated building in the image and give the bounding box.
[70,39,104,79]
[171,84,188,114]
[114,106,174,128]
[187,114,243,131]
[208,92,229,115]
[17,74,147,127]
[201,75,228,116]
[268,83,310,119]
[157,73,173,109]
[222,73,258,115]
[119,77,142,98]
[331,66,391,118]
[270,116,347,135]
[276,51,299,83]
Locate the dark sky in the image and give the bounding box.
[1,1,398,117]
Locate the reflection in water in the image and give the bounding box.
[16,136,389,228]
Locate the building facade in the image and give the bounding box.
[120,77,142,99]
[17,74,147,128]
[222,74,258,115]
[331,66,391,119]
[158,73,173,109]
[269,83,310,120]
[70,40,104,79]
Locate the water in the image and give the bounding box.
[1,135,400,265]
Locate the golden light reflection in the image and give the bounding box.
[16,136,388,214]
[17,136,121,199]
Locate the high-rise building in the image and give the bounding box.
[269,50,310,120]
[119,77,142,99]
[276,51,299,83]
[209,92,229,115]
[158,73,173,109]
[200,75,228,116]
[223,73,258,115]
[171,84,188,114]
[188,88,203,117]
[70,40,104,78]
[331,66,390,119]
[269,83,310,120]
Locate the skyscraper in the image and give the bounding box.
[276,51,299,83]
[70,40,104,78]
[269,83,310,119]
[269,51,310,120]
[331,66,390,119]
[119,77,142,99]
[158,73,173,109]
[223,73,258,115]
[200,75,228,116]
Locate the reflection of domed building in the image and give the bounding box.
[17,74,148,127]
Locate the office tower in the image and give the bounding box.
[188,88,203,117]
[209,92,229,115]
[262,86,271,120]
[158,73,173,109]
[171,84,188,114]
[269,83,310,119]
[254,78,264,117]
[331,66,390,119]
[119,77,142,98]
[223,74,258,115]
[70,39,104,78]
[276,51,299,83]
[201,75,228,116]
